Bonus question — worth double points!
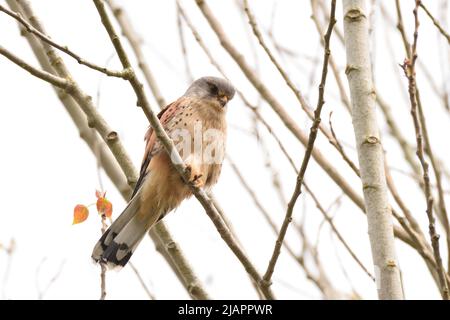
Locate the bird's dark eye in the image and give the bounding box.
[208,83,219,95]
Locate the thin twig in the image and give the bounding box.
[394,0,450,250]
[105,0,167,109]
[295,212,342,299]
[176,5,194,83]
[416,88,450,270]
[254,123,288,207]
[381,1,448,112]
[100,215,108,300]
[384,159,422,234]
[209,194,265,299]
[0,46,69,88]
[395,0,412,59]
[305,183,374,281]
[226,156,279,234]
[328,112,360,175]
[242,0,309,111]
[261,0,337,292]
[401,0,449,300]
[419,2,450,45]
[128,262,155,299]
[310,0,352,112]
[380,3,450,289]
[36,258,66,299]
[329,230,361,299]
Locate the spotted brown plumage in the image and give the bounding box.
[92,76,235,268]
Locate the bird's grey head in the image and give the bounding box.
[184,76,235,107]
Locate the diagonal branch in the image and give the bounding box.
[0,46,69,88]
[0,4,126,78]
[105,0,167,109]
[261,0,337,292]
[419,2,450,45]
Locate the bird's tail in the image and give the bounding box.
[91,188,160,269]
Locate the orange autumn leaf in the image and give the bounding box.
[96,197,112,218]
[95,190,106,199]
[73,204,89,224]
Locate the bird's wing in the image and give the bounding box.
[130,96,189,198]
[92,97,191,266]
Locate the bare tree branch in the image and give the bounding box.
[0,4,126,78]
[105,0,167,109]
[261,0,337,293]
[400,0,449,300]
[419,2,450,45]
[0,46,69,88]
[129,262,156,300]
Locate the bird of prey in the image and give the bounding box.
[92,76,235,268]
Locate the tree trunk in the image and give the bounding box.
[342,0,404,299]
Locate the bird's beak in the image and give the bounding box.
[219,95,228,107]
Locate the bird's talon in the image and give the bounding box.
[189,173,203,187]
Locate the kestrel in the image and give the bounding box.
[92,76,235,268]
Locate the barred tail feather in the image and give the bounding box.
[98,213,152,268]
[91,186,160,269]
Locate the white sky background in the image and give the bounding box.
[0,0,449,299]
